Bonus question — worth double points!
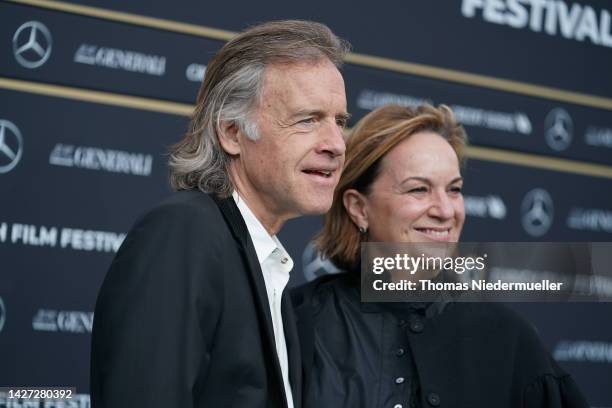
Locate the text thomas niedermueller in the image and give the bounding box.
[372,279,564,291]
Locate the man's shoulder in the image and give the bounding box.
[121,190,232,247]
[151,190,219,216]
[109,191,238,283]
[140,190,225,226]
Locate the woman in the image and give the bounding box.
[292,104,587,408]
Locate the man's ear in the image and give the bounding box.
[217,120,241,156]
[343,189,369,231]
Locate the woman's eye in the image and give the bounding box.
[449,186,463,195]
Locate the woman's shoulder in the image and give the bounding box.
[291,272,358,309]
[447,302,541,339]
[443,303,574,382]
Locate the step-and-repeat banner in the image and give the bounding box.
[1,0,611,406]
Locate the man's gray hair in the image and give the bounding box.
[168,20,351,196]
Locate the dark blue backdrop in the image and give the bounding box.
[1,0,611,406]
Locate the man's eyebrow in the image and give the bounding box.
[287,109,323,120]
[287,110,351,121]
[336,112,351,121]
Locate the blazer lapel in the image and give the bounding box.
[282,291,302,408]
[212,194,288,407]
[292,293,314,402]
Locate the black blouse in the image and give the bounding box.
[292,273,589,408]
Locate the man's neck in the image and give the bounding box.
[231,188,285,236]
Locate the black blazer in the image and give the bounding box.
[91,190,302,408]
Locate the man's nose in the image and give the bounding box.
[316,120,346,158]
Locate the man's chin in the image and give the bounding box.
[299,199,333,216]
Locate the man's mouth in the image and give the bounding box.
[302,168,334,178]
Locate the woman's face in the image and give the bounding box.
[362,131,465,243]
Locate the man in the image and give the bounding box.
[90,20,350,408]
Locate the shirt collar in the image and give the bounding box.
[232,191,278,264]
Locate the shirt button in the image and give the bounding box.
[409,316,424,333]
[396,348,405,357]
[410,320,423,333]
[395,377,405,385]
[427,392,441,407]
[280,257,288,264]
[394,405,403,408]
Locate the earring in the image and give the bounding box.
[358,226,368,234]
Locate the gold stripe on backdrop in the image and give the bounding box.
[344,53,612,111]
[0,77,193,115]
[7,0,612,111]
[1,76,611,179]
[466,146,612,180]
[7,0,236,40]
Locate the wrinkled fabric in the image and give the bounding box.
[293,273,589,408]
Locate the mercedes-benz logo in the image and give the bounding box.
[544,108,573,151]
[0,119,24,174]
[521,188,554,237]
[0,296,6,333]
[13,21,52,69]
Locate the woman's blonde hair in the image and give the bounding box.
[315,104,467,271]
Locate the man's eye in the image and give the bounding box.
[408,187,427,193]
[336,118,347,128]
[299,117,316,125]
[450,186,463,194]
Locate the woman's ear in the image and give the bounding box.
[343,189,369,231]
[217,120,241,156]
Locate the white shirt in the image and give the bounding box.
[233,192,294,408]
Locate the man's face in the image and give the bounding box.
[233,59,348,227]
